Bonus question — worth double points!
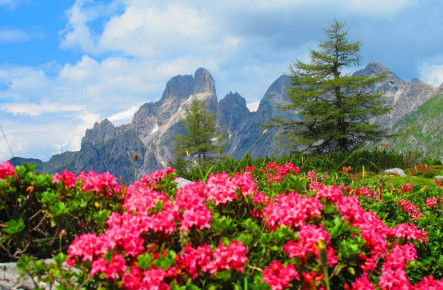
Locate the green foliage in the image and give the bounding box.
[179,150,407,181]
[172,97,225,166]
[270,20,391,153]
[4,155,443,288]
[0,163,123,262]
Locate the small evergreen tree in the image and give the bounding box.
[173,98,225,165]
[271,20,392,153]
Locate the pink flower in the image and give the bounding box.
[265,162,300,183]
[67,233,109,263]
[316,184,342,202]
[397,199,423,221]
[387,223,427,243]
[0,161,15,179]
[173,182,212,232]
[140,167,176,189]
[414,275,443,289]
[252,192,267,204]
[205,172,238,205]
[176,243,213,278]
[307,170,317,180]
[283,224,331,260]
[262,260,299,290]
[309,181,323,191]
[345,275,375,290]
[78,170,121,196]
[52,169,77,188]
[262,192,323,230]
[233,173,257,196]
[205,240,248,274]
[401,183,413,192]
[426,197,438,208]
[378,243,417,289]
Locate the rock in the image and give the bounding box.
[174,177,193,189]
[0,261,47,290]
[385,168,407,177]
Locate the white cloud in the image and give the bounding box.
[108,105,140,125]
[419,63,443,86]
[60,1,243,58]
[247,101,260,112]
[0,28,44,44]
[1,102,85,116]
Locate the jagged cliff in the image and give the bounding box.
[12,62,439,181]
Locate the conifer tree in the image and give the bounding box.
[173,98,224,165]
[271,20,392,153]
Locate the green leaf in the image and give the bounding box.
[49,201,69,217]
[214,270,231,281]
[4,218,25,234]
[93,209,111,224]
[53,252,67,266]
[41,190,57,205]
[152,249,177,271]
[17,255,33,273]
[135,253,152,270]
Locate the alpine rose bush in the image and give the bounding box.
[13,161,443,289]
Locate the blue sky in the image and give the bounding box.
[1,0,443,162]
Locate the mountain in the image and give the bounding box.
[378,85,443,162]
[354,61,436,129]
[12,62,439,181]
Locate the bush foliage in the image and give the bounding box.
[1,150,443,289]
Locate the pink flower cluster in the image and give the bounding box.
[53,170,77,188]
[426,197,438,208]
[283,224,337,267]
[379,243,417,289]
[262,192,323,230]
[397,199,424,221]
[79,171,122,195]
[387,223,427,242]
[66,169,254,286]
[401,183,413,193]
[52,169,121,196]
[0,161,15,179]
[265,162,300,183]
[140,166,176,189]
[262,260,300,290]
[121,240,248,289]
[345,275,375,290]
[205,172,256,205]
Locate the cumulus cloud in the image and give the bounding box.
[419,63,443,86]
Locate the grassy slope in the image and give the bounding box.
[387,88,443,162]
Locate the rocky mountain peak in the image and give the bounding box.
[81,119,116,146]
[362,61,389,75]
[193,67,216,95]
[220,92,247,107]
[160,68,215,102]
[257,75,290,115]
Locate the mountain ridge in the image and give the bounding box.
[10,62,440,181]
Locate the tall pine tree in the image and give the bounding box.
[173,98,225,165]
[271,20,392,153]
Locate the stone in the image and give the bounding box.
[385,168,407,177]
